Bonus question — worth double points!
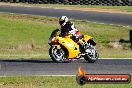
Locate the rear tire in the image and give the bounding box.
[49,46,67,63]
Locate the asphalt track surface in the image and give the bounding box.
[0,59,132,76]
[0,5,132,26]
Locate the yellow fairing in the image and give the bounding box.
[56,36,80,59]
[81,35,92,43]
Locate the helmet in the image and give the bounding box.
[59,16,68,26]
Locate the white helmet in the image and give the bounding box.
[59,16,68,26]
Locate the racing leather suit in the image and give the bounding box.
[60,21,78,36]
[60,21,85,53]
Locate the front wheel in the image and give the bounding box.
[84,45,99,63]
[49,46,67,63]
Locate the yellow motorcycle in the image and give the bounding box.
[48,29,99,63]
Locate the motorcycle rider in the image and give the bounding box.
[59,16,85,53]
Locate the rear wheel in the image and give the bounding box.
[49,46,67,63]
[84,45,99,63]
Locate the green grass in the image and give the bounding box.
[0,13,132,59]
[1,2,132,13]
[0,76,131,88]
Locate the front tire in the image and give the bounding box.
[84,45,99,63]
[49,46,67,63]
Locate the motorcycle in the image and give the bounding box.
[48,29,99,63]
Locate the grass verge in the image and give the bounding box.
[0,13,132,59]
[0,76,131,88]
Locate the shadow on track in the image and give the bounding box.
[0,59,71,63]
[0,59,54,63]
